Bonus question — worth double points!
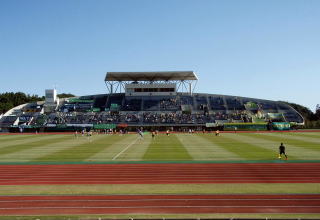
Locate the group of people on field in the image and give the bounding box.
[73,127,289,161]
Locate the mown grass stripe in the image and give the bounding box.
[284,132,320,143]
[87,134,137,161]
[116,135,152,160]
[0,135,71,157]
[112,137,139,160]
[28,135,114,163]
[199,133,276,160]
[0,136,80,162]
[0,134,37,142]
[258,133,320,151]
[270,133,320,144]
[176,134,242,160]
[291,132,320,139]
[143,134,192,160]
[0,134,70,150]
[241,133,320,160]
[228,133,298,160]
[33,134,124,162]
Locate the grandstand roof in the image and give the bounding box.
[105,71,198,81]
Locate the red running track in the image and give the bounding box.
[0,194,319,215]
[0,163,319,185]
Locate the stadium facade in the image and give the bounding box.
[0,71,304,132]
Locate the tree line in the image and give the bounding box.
[281,101,320,128]
[0,92,75,114]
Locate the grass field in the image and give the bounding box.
[0,131,319,219]
[0,131,319,163]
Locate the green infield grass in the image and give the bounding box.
[0,183,319,195]
[0,131,319,163]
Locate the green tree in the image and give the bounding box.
[280,101,316,121]
[0,92,44,114]
[57,93,76,98]
[0,102,14,114]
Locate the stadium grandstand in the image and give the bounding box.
[0,71,304,132]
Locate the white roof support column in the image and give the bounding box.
[104,71,198,95]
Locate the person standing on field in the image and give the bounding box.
[137,128,144,139]
[278,143,288,160]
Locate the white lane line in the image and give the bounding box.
[112,137,139,160]
[0,205,319,210]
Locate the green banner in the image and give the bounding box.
[267,113,284,119]
[251,116,266,123]
[272,122,291,130]
[224,123,267,131]
[110,103,120,111]
[68,98,94,103]
[56,124,68,128]
[93,124,117,129]
[86,108,100,112]
[205,123,217,127]
[11,125,41,128]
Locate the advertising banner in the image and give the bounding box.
[272,122,291,130]
[66,124,93,127]
[93,124,117,129]
[224,123,267,131]
[205,123,217,127]
[267,113,284,119]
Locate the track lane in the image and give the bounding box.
[0,163,319,185]
[0,195,319,215]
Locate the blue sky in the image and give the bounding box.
[0,0,319,111]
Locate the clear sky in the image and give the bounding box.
[0,0,319,111]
